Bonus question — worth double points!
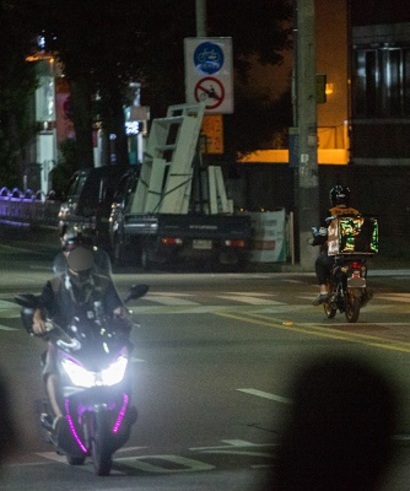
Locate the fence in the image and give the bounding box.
[0,187,60,228]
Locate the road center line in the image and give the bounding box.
[237,388,292,404]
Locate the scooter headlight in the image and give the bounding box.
[101,355,128,386]
[62,358,96,388]
[62,355,128,388]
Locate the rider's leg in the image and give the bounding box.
[313,254,334,304]
[46,374,63,420]
[43,343,63,424]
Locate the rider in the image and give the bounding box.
[32,244,131,429]
[310,185,360,306]
[54,224,112,276]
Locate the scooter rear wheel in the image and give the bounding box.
[323,299,337,319]
[345,288,361,323]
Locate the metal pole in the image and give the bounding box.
[294,0,320,270]
[196,0,207,37]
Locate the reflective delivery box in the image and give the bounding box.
[327,216,379,256]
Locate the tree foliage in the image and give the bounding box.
[1,0,293,185]
[0,1,38,188]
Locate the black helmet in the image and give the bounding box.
[330,185,351,207]
[60,225,93,252]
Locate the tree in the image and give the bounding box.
[4,0,293,185]
[0,1,38,188]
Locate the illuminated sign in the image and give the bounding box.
[125,121,142,136]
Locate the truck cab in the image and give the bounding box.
[58,165,134,248]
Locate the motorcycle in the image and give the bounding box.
[323,255,372,323]
[15,283,149,476]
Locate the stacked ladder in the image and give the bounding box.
[131,103,232,215]
[132,104,205,214]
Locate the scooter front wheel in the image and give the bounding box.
[91,412,113,476]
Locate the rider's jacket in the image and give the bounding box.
[38,271,122,331]
[311,205,360,253]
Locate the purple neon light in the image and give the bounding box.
[64,398,87,453]
[112,393,129,434]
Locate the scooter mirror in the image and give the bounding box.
[124,284,149,303]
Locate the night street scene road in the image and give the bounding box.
[0,224,409,490]
[1,0,410,489]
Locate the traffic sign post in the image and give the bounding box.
[184,37,233,114]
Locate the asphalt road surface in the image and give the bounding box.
[0,225,409,490]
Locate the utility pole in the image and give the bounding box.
[196,0,207,36]
[293,0,320,270]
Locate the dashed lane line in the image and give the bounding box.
[237,388,292,405]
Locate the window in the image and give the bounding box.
[352,46,410,117]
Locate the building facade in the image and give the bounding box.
[350,0,410,165]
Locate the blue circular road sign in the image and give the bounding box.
[194,42,224,75]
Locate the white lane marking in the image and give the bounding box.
[130,305,250,314]
[369,270,410,277]
[149,292,195,297]
[35,452,66,463]
[144,295,198,306]
[130,357,146,363]
[377,294,410,303]
[255,305,312,314]
[190,440,276,451]
[127,304,311,315]
[218,295,282,305]
[0,299,20,318]
[237,388,292,405]
[280,279,306,284]
[0,325,17,331]
[224,292,277,297]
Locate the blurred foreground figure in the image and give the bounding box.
[0,373,16,464]
[270,355,399,491]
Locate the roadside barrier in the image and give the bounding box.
[0,187,60,227]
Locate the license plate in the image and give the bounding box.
[193,240,212,250]
[347,276,366,288]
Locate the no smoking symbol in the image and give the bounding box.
[194,77,225,110]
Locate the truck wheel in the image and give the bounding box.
[112,237,126,267]
[141,247,153,271]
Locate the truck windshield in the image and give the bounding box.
[66,174,87,199]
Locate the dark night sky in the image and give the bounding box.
[351,0,410,26]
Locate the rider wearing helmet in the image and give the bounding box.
[310,185,360,305]
[328,184,358,216]
[54,224,112,276]
[33,240,130,428]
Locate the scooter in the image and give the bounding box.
[323,255,371,323]
[15,283,149,476]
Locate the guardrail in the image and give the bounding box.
[0,187,60,228]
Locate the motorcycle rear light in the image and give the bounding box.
[161,237,183,246]
[351,261,362,270]
[224,239,246,248]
